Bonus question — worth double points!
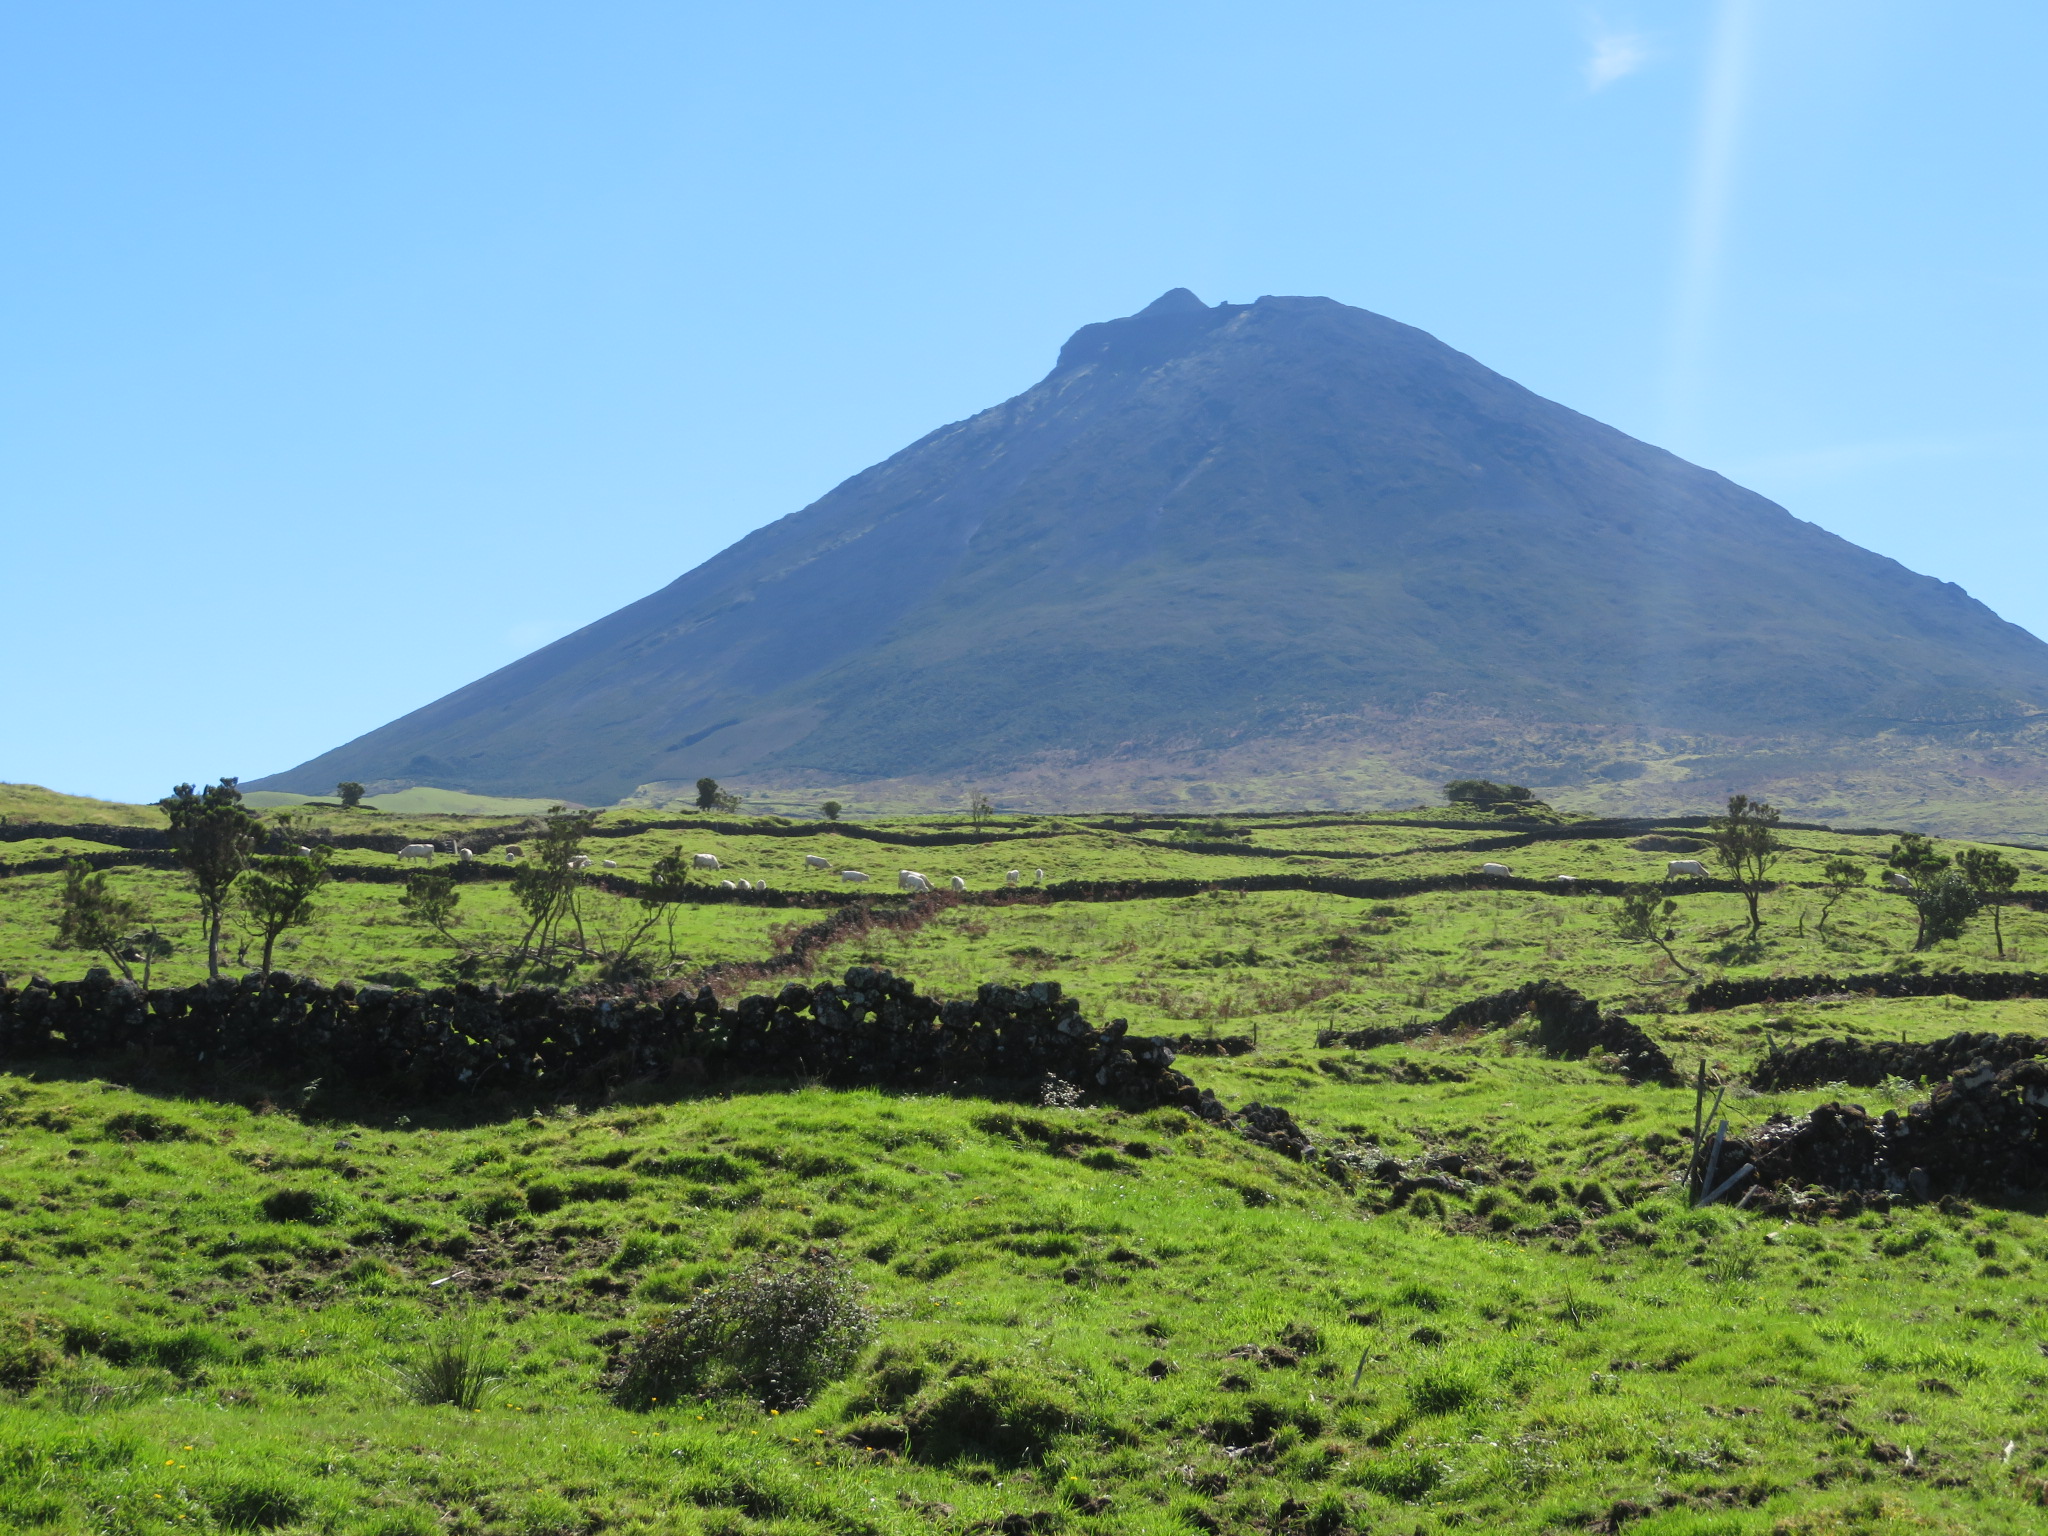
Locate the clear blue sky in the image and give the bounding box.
[5,1,2043,803]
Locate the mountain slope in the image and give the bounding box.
[250,290,2048,809]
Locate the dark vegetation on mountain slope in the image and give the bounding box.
[248,290,2048,807]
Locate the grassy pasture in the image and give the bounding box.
[8,802,2048,1531]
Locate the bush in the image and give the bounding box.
[608,1249,873,1410]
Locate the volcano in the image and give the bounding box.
[249,290,2048,823]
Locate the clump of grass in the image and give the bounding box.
[394,1319,499,1410]
[608,1249,873,1410]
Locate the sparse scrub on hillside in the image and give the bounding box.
[608,1250,874,1410]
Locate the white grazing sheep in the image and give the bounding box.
[1667,859,1710,878]
[397,844,434,860]
[459,848,475,862]
[569,855,593,870]
[804,854,831,869]
[295,845,314,855]
[692,853,721,870]
[1479,862,1513,877]
[841,870,870,883]
[1882,870,1914,891]
[949,876,966,891]
[755,880,768,892]
[1005,869,1021,887]
[602,859,619,869]
[719,879,736,890]
[1553,874,1577,885]
[737,879,752,890]
[898,870,931,892]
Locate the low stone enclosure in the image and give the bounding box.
[1314,974,2048,1209]
[10,961,2048,1210]
[1316,979,1680,1085]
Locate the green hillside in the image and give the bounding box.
[0,783,166,829]
[8,801,2048,1530]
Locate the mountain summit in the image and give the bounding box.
[251,292,2048,820]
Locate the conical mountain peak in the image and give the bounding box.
[249,292,2048,822]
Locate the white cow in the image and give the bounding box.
[397,844,434,860]
[1005,869,1021,887]
[1479,862,1513,877]
[949,876,966,891]
[602,859,619,868]
[1882,870,1914,891]
[804,854,831,869]
[692,852,721,870]
[1667,859,1710,878]
[841,869,870,883]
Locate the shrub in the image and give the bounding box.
[394,1319,499,1410]
[261,1187,347,1226]
[608,1249,874,1410]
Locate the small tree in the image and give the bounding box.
[1907,870,1982,951]
[399,867,461,940]
[821,801,842,822]
[637,849,695,966]
[159,779,261,978]
[1957,847,2021,958]
[969,792,994,831]
[337,782,365,811]
[53,859,144,980]
[1816,858,1864,934]
[511,806,600,967]
[241,848,333,974]
[1888,833,1952,949]
[1707,793,1780,937]
[695,778,722,812]
[127,927,174,991]
[1612,891,1698,978]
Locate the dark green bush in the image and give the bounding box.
[608,1249,873,1410]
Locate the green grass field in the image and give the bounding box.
[6,797,2048,1532]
